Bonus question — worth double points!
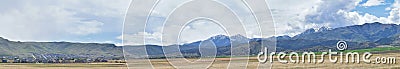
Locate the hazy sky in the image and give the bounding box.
[0,0,130,46]
[0,0,398,45]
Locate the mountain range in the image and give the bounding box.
[0,37,123,58]
[1,22,400,58]
[123,22,400,58]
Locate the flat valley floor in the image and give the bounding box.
[1,52,400,69]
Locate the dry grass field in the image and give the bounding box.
[1,52,400,69]
[127,52,400,69]
[0,63,128,69]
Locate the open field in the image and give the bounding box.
[2,50,400,69]
[127,51,400,69]
[2,53,399,69]
[0,63,128,69]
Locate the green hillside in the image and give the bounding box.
[0,37,123,58]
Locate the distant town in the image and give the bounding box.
[0,53,125,63]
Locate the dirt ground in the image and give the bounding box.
[127,52,400,69]
[1,53,399,69]
[0,63,128,69]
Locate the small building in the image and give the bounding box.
[1,59,7,63]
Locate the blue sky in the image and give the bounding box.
[268,0,399,36]
[122,0,400,45]
[354,0,394,17]
[0,0,398,46]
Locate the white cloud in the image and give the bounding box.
[394,0,400,8]
[122,0,400,45]
[388,8,400,23]
[120,32,162,45]
[267,0,365,36]
[69,20,104,35]
[0,4,83,41]
[304,0,363,27]
[338,0,400,25]
[123,0,273,45]
[361,0,385,7]
[267,0,322,36]
[386,7,392,10]
[0,0,130,43]
[268,0,400,37]
[389,0,400,23]
[177,20,228,43]
[122,20,234,45]
[339,10,391,25]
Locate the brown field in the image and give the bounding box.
[0,63,128,69]
[2,52,400,69]
[127,52,400,69]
